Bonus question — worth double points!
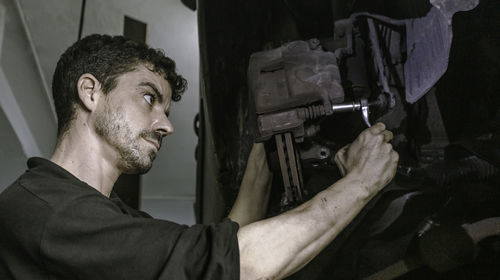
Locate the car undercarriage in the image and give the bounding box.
[194,0,500,278]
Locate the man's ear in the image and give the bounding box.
[77,73,102,112]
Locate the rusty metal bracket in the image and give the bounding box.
[275,132,304,209]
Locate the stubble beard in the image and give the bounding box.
[95,104,156,174]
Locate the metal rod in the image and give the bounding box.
[78,0,87,40]
[331,101,361,113]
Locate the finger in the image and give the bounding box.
[391,150,399,162]
[382,143,393,153]
[381,130,393,143]
[367,122,386,135]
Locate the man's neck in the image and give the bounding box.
[50,128,121,197]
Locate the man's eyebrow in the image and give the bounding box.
[139,82,163,103]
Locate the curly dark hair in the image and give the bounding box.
[52,34,187,137]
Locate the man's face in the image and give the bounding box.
[93,64,174,174]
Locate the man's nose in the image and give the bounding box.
[153,112,174,137]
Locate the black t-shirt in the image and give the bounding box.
[0,158,240,279]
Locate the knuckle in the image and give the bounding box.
[392,151,399,161]
[374,135,384,143]
[360,129,370,138]
[386,131,394,140]
[382,143,392,154]
[383,143,392,152]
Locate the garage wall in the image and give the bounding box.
[0,0,58,191]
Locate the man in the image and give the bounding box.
[0,34,398,279]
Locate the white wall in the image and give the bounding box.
[82,0,199,224]
[0,108,27,190]
[0,0,58,191]
[17,0,81,97]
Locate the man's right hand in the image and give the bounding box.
[335,122,398,192]
[238,123,399,280]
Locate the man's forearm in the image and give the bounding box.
[229,143,272,227]
[237,172,375,280]
[228,167,271,227]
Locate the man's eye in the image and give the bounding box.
[144,94,154,105]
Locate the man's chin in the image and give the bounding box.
[120,156,155,175]
[122,162,153,175]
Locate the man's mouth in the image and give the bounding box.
[144,138,160,151]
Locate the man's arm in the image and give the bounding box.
[237,123,399,280]
[228,143,272,227]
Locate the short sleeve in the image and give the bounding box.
[40,194,240,280]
